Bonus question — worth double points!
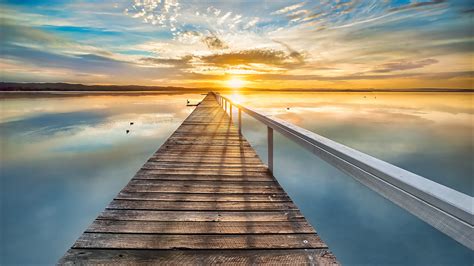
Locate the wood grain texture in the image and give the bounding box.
[73,233,326,249]
[97,209,305,222]
[86,220,315,234]
[127,179,277,187]
[59,249,338,265]
[107,199,296,211]
[121,184,284,194]
[59,93,338,265]
[132,174,275,182]
[116,192,291,202]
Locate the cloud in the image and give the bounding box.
[299,12,324,23]
[218,11,232,25]
[206,6,221,16]
[333,0,358,15]
[272,40,305,64]
[287,9,311,23]
[372,59,439,73]
[0,16,113,57]
[198,48,305,68]
[244,18,259,29]
[272,2,306,15]
[388,0,446,12]
[1,42,130,73]
[202,35,228,50]
[1,18,68,47]
[124,0,180,30]
[1,0,472,89]
[240,70,473,81]
[140,56,192,68]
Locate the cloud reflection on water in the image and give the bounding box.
[227,92,473,195]
[0,92,472,265]
[0,93,199,264]
[226,91,472,264]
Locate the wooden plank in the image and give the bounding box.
[106,199,297,211]
[173,131,242,135]
[164,140,253,145]
[122,184,283,194]
[169,133,246,136]
[136,169,272,176]
[145,161,267,167]
[149,156,263,163]
[143,162,268,169]
[140,167,269,173]
[73,233,327,249]
[127,179,279,187]
[116,192,290,202]
[60,249,338,265]
[86,220,315,234]
[140,166,270,173]
[161,145,255,149]
[132,174,274,182]
[154,147,259,152]
[97,210,304,222]
[156,149,259,154]
[135,171,272,177]
[151,153,260,158]
[166,138,245,141]
[159,145,256,150]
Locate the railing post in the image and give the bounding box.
[229,104,233,121]
[267,126,273,172]
[238,108,242,135]
[224,99,227,112]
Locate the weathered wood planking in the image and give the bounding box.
[59,93,338,265]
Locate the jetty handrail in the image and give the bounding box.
[212,92,473,250]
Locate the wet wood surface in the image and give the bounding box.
[59,93,338,265]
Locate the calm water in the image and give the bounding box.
[1,92,472,265]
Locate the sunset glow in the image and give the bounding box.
[1,1,473,263]
[226,77,245,89]
[0,1,472,89]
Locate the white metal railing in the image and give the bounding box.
[212,92,473,250]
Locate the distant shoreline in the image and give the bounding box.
[0,82,472,93]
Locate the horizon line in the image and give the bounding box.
[1,82,473,93]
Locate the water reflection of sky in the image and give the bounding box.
[227,92,473,196]
[0,93,201,264]
[226,92,473,265]
[1,92,472,265]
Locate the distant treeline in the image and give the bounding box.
[0,82,472,93]
[0,82,208,92]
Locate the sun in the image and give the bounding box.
[226,77,245,89]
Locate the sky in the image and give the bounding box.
[0,0,472,89]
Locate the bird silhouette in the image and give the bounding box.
[130,122,134,125]
[126,130,130,134]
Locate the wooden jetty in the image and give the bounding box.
[59,93,338,265]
